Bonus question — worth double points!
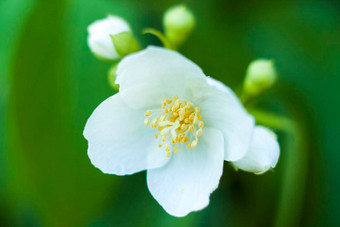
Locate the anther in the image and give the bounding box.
[191,140,198,148]
[195,107,200,113]
[144,110,152,116]
[158,144,162,148]
[186,143,191,149]
[151,119,157,128]
[155,134,159,139]
[161,101,167,108]
[199,121,204,128]
[181,124,188,130]
[172,95,178,100]
[166,99,172,104]
[196,128,203,137]
[162,135,167,142]
[174,146,178,154]
[188,125,194,131]
[144,118,149,126]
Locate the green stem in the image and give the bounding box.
[248,109,307,227]
[142,28,173,50]
[247,109,296,134]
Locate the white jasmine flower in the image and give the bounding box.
[83,46,280,217]
[87,16,130,60]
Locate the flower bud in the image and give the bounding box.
[87,16,131,61]
[243,59,277,95]
[163,5,195,48]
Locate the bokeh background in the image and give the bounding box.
[1,0,339,226]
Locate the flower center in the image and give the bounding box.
[144,95,204,157]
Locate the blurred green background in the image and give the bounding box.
[1,0,339,226]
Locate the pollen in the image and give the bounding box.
[174,146,178,154]
[144,118,149,126]
[144,110,152,116]
[143,95,204,157]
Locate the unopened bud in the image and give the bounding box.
[87,16,131,61]
[163,5,195,48]
[243,59,277,95]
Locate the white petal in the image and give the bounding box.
[120,83,174,110]
[198,79,255,161]
[87,16,130,60]
[233,126,280,174]
[147,128,224,217]
[88,33,119,60]
[206,76,230,93]
[83,94,169,175]
[116,46,207,95]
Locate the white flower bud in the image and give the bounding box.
[243,59,277,95]
[87,16,130,60]
[163,5,195,48]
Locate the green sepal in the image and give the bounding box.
[110,31,140,57]
[108,64,120,91]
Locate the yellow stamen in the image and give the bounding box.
[191,140,198,148]
[196,128,203,137]
[144,118,149,126]
[161,101,166,108]
[144,110,152,116]
[151,118,157,128]
[145,96,204,155]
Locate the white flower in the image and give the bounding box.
[83,46,280,217]
[87,16,130,60]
